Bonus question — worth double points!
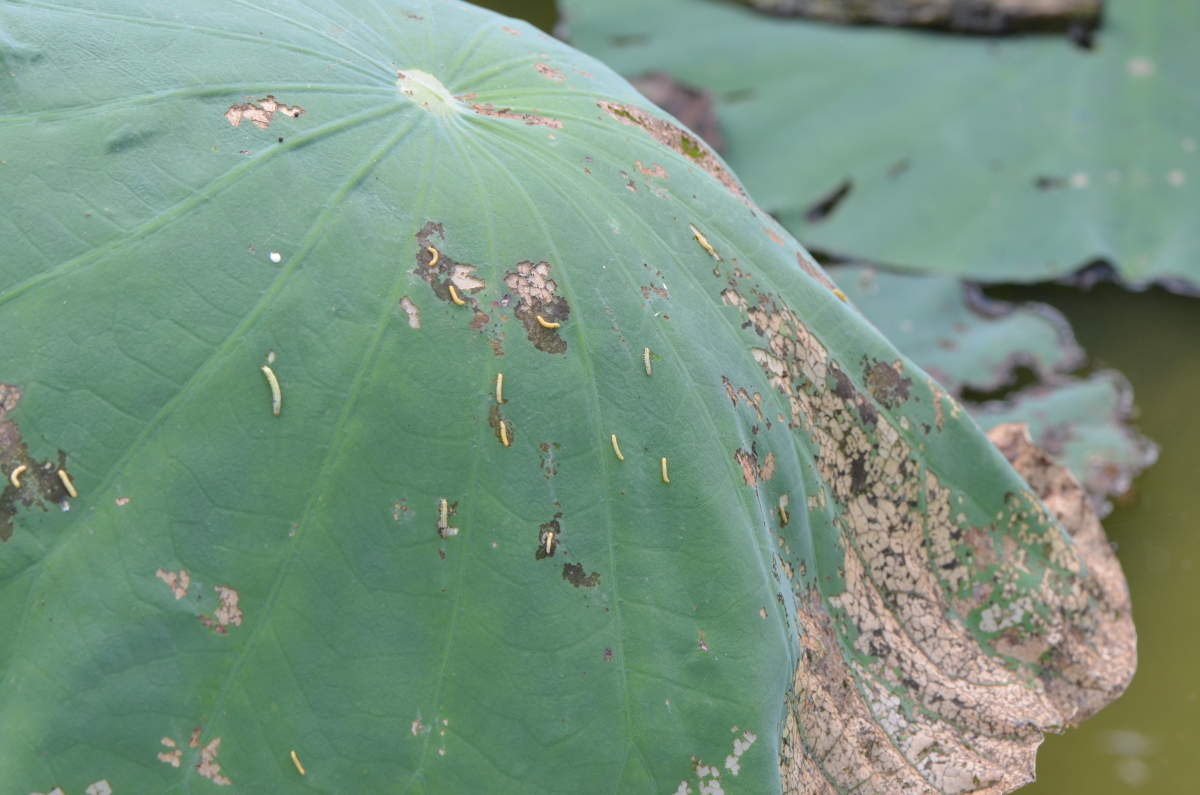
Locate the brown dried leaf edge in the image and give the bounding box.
[718,275,1134,795]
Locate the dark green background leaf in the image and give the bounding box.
[558,0,1200,289]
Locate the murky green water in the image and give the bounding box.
[468,1,1198,790]
[996,283,1200,794]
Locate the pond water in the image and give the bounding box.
[996,283,1200,794]
[467,2,1198,790]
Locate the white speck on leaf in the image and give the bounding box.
[1128,57,1155,77]
[85,782,113,795]
[400,296,421,328]
[1168,170,1185,187]
[269,251,282,263]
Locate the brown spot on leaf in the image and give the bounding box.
[635,160,668,179]
[197,737,231,786]
[156,568,191,600]
[796,252,837,290]
[863,358,912,408]
[158,737,182,767]
[469,103,562,129]
[562,562,600,588]
[224,95,304,129]
[535,62,564,83]
[640,282,669,301]
[538,441,560,479]
[504,261,570,354]
[597,100,743,199]
[199,586,242,635]
[759,451,776,481]
[735,447,758,487]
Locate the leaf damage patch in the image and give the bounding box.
[156,568,191,600]
[469,103,562,129]
[724,730,758,776]
[538,441,560,479]
[504,261,570,354]
[197,737,231,786]
[224,95,304,129]
[158,736,182,767]
[734,446,758,486]
[863,358,912,409]
[597,100,745,200]
[399,296,421,328]
[488,405,515,448]
[199,586,242,634]
[535,62,564,83]
[719,275,1135,794]
[562,562,600,588]
[635,160,668,179]
[414,222,488,306]
[0,384,73,542]
[414,222,507,351]
[535,513,562,560]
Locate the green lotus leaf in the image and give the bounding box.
[825,264,1157,512]
[557,0,1200,289]
[0,1,1133,793]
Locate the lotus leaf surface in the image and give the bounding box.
[0,1,1133,793]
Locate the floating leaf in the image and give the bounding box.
[973,372,1158,517]
[729,0,1102,34]
[827,264,1084,394]
[558,0,1200,289]
[0,1,1132,792]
